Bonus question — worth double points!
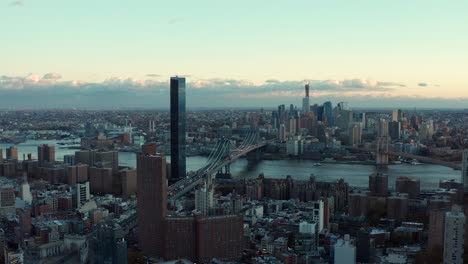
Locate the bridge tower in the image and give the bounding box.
[376,119,390,169]
[216,139,232,179]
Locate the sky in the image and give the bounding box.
[1,0,467,109]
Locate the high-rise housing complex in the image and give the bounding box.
[443,205,465,264]
[37,144,55,166]
[170,76,186,180]
[6,147,18,160]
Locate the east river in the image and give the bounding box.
[0,139,461,190]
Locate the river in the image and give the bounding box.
[0,139,461,190]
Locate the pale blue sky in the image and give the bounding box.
[1,0,467,108]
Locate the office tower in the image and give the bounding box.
[310,104,321,121]
[72,182,90,208]
[6,146,18,160]
[278,124,286,141]
[348,122,362,146]
[333,235,356,264]
[462,149,468,192]
[337,102,350,111]
[395,176,420,199]
[137,153,167,257]
[392,109,403,121]
[37,144,55,166]
[170,76,186,180]
[376,119,390,165]
[443,205,465,264]
[287,117,297,135]
[195,184,214,216]
[302,83,311,115]
[369,173,388,197]
[389,121,401,139]
[0,149,3,163]
[322,101,333,125]
[352,112,366,128]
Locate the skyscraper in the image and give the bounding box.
[137,153,167,257]
[323,101,334,126]
[443,205,465,264]
[170,76,186,180]
[462,149,468,192]
[392,109,403,121]
[302,83,310,115]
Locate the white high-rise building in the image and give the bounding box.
[462,149,468,192]
[311,200,324,232]
[195,184,214,216]
[443,205,465,264]
[72,182,90,208]
[348,122,362,146]
[20,175,32,204]
[333,234,356,264]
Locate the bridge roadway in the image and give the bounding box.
[346,147,461,170]
[167,140,273,201]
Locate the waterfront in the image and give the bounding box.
[0,140,461,190]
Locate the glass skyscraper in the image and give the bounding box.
[170,77,186,180]
[323,101,334,126]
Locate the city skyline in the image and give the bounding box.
[1,0,467,108]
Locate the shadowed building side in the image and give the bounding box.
[137,154,167,257]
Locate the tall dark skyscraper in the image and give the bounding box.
[323,101,334,126]
[170,76,186,180]
[305,83,310,97]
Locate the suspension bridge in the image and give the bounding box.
[167,131,272,201]
[345,146,461,170]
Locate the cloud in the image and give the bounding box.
[146,74,160,77]
[418,83,428,87]
[43,73,63,79]
[9,0,23,6]
[0,74,463,109]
